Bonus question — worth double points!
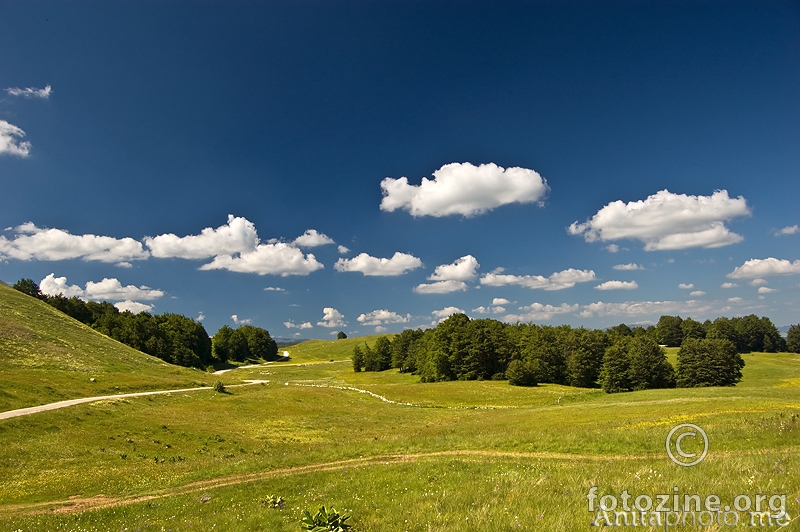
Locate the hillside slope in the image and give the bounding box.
[0,282,211,412]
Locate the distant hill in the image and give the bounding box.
[0,282,211,412]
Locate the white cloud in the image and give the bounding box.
[728,297,744,302]
[357,309,411,326]
[231,314,252,325]
[595,280,638,290]
[264,286,285,291]
[758,287,777,294]
[502,303,578,322]
[472,305,506,314]
[480,267,596,291]
[39,273,164,301]
[431,306,466,323]
[5,85,51,98]
[678,283,694,289]
[338,245,350,254]
[690,290,706,297]
[145,215,258,259]
[749,278,768,286]
[775,225,799,236]
[114,300,154,314]
[492,298,511,305]
[334,252,422,276]
[317,307,346,328]
[728,258,800,279]
[197,312,206,322]
[613,263,643,271]
[606,244,620,253]
[579,299,736,319]
[374,326,387,333]
[293,229,334,248]
[284,320,313,329]
[721,282,738,288]
[199,243,323,276]
[115,261,133,268]
[428,255,480,281]
[380,162,549,217]
[413,280,468,294]
[0,222,149,263]
[569,189,750,250]
[0,120,31,157]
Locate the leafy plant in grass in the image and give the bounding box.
[262,494,285,509]
[300,505,352,531]
[213,380,227,393]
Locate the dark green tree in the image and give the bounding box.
[351,345,364,372]
[677,338,744,387]
[628,336,676,390]
[681,317,706,340]
[374,336,393,371]
[337,331,347,340]
[600,341,632,393]
[656,315,684,347]
[12,278,44,299]
[505,359,537,386]
[787,325,800,353]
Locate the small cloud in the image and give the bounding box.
[689,290,706,297]
[613,263,643,271]
[758,287,777,294]
[749,278,768,286]
[317,307,346,328]
[231,314,252,325]
[115,262,133,268]
[284,320,313,329]
[293,229,334,248]
[720,282,738,288]
[605,244,620,253]
[0,120,33,157]
[338,245,350,254]
[678,283,694,289]
[357,309,411,326]
[335,252,422,276]
[595,280,638,291]
[492,298,511,305]
[480,267,596,291]
[774,225,799,236]
[380,162,549,217]
[264,286,285,291]
[114,300,154,314]
[197,312,205,322]
[5,85,52,98]
[431,306,465,323]
[375,326,387,333]
[728,257,800,279]
[728,297,744,302]
[413,280,467,294]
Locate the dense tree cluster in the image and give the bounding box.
[11,278,276,370]
[352,311,789,393]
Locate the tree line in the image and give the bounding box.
[352,312,798,393]
[12,278,278,369]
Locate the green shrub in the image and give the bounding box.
[300,505,352,531]
[213,381,226,393]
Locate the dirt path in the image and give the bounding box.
[2,449,654,516]
[0,380,268,421]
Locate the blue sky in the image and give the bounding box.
[1,1,799,338]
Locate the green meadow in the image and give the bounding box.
[1,287,799,530]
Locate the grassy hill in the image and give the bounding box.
[279,334,392,363]
[0,282,212,412]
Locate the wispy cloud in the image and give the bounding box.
[774,225,799,236]
[613,263,643,271]
[5,84,51,99]
[231,314,252,325]
[480,267,596,291]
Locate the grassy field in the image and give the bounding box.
[1,292,799,530]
